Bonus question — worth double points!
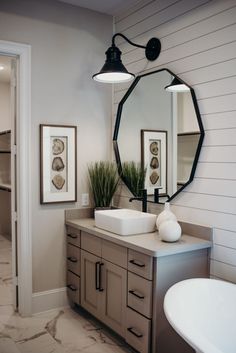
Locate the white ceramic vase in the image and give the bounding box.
[156,202,177,229]
[159,220,182,242]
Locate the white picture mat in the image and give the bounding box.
[143,131,167,195]
[42,126,76,203]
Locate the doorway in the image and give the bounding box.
[0,40,31,316]
[0,55,18,309]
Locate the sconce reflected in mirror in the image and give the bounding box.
[165,77,190,92]
[92,33,161,83]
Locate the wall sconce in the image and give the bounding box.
[92,33,161,83]
[165,77,190,92]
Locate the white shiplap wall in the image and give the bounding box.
[113,0,236,283]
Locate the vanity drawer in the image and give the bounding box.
[125,307,151,353]
[67,226,81,248]
[128,249,153,280]
[102,240,127,268]
[128,272,152,319]
[81,231,102,257]
[67,270,80,305]
[67,243,80,276]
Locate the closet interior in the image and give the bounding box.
[0,56,12,306]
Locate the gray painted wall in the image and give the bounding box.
[0,0,112,292]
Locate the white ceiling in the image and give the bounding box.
[57,0,141,15]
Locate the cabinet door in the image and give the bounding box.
[102,261,127,337]
[81,249,102,319]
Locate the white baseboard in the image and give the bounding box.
[32,287,69,314]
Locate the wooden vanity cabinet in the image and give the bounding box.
[80,249,102,318]
[66,226,81,305]
[80,231,127,337]
[66,223,210,353]
[125,249,153,353]
[66,228,154,352]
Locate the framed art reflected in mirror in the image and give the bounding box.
[40,124,77,204]
[141,129,167,196]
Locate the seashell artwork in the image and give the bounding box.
[141,130,167,195]
[40,125,77,203]
[52,157,65,172]
[52,174,65,190]
[52,138,64,155]
[150,171,159,185]
[150,156,159,169]
[149,141,158,155]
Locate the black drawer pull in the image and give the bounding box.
[127,327,143,338]
[99,263,104,292]
[67,256,78,263]
[67,284,77,291]
[129,290,145,299]
[95,262,104,291]
[67,233,78,239]
[95,261,100,290]
[129,259,145,268]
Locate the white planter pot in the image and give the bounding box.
[159,220,182,242]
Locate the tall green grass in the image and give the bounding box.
[88,161,119,208]
[122,162,146,197]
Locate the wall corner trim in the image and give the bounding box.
[32,287,69,314]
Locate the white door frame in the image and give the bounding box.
[0,40,32,316]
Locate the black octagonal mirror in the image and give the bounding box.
[113,68,204,203]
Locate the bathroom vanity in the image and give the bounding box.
[65,212,212,353]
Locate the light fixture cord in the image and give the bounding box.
[112,33,146,49]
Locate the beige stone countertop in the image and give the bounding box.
[66,218,212,258]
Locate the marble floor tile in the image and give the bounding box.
[0,303,15,317]
[0,283,12,306]
[0,235,134,353]
[49,309,121,353]
[16,332,65,353]
[0,306,134,353]
[0,337,21,353]
[0,234,13,309]
[0,235,11,250]
[0,249,12,278]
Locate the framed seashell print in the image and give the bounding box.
[141,129,167,196]
[40,124,77,204]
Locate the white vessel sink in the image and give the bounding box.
[164,278,236,353]
[94,208,157,236]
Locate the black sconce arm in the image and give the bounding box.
[112,33,146,49]
[92,32,161,83]
[112,33,161,61]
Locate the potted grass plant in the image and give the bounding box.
[88,161,119,209]
[122,161,147,197]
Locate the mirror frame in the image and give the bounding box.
[113,68,204,203]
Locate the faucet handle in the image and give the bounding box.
[141,189,147,213]
[142,189,147,198]
[154,187,162,203]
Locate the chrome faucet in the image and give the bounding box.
[129,189,147,213]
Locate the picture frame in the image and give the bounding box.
[141,129,167,196]
[40,124,77,204]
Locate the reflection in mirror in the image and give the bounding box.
[113,69,204,203]
[177,91,201,188]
